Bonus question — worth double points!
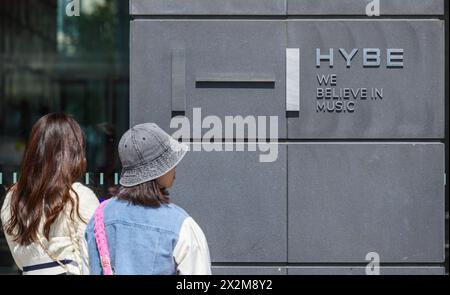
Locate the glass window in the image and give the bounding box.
[0,0,129,273]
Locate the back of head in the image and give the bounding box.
[3,113,87,246]
[115,123,188,208]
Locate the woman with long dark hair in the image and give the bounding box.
[1,113,99,275]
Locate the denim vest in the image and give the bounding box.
[85,197,189,275]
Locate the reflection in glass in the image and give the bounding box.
[0,0,129,273]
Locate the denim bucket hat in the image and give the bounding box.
[118,123,188,187]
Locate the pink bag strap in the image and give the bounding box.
[93,200,114,275]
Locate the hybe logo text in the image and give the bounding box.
[65,0,80,17]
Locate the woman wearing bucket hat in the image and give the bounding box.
[85,123,211,275]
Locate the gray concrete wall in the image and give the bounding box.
[130,0,447,275]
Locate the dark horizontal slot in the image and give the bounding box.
[196,81,275,89]
[171,111,185,117]
[286,111,300,118]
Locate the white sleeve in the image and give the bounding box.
[173,217,212,275]
[1,192,23,270]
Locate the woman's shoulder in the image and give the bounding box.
[72,182,96,197]
[2,188,13,203]
[0,189,14,223]
[105,199,191,230]
[71,182,100,208]
[107,197,190,219]
[167,202,190,218]
[67,183,100,227]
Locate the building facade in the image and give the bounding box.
[130,0,448,275]
[0,0,448,275]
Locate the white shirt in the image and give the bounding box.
[173,216,212,275]
[1,182,99,275]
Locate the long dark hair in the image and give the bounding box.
[3,113,87,246]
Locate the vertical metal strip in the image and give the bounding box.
[172,48,186,114]
[286,48,300,112]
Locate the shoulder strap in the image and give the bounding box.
[35,210,82,275]
[36,235,71,273]
[93,199,114,275]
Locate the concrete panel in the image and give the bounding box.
[171,143,287,262]
[287,20,445,138]
[288,267,445,275]
[130,0,287,15]
[288,143,445,263]
[287,0,444,15]
[131,20,286,139]
[213,267,287,275]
